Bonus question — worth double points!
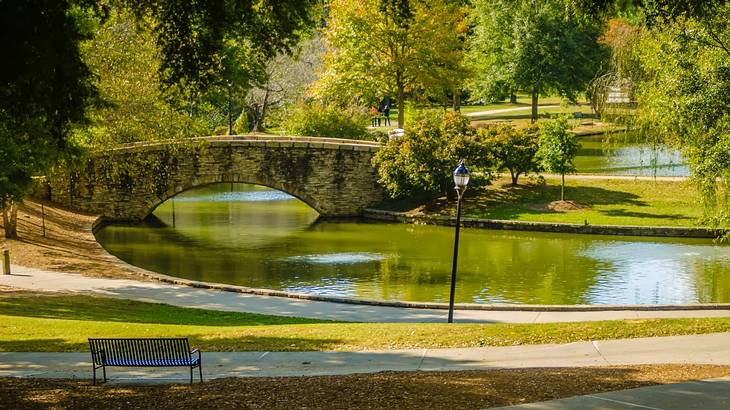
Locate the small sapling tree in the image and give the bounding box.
[483,125,540,185]
[537,117,580,201]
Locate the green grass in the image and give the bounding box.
[468,103,595,123]
[2,292,730,352]
[383,177,704,227]
[460,177,702,227]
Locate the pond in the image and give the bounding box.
[574,133,688,176]
[95,184,730,305]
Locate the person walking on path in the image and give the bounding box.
[383,103,391,126]
[369,106,380,127]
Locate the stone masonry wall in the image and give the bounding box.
[47,136,385,221]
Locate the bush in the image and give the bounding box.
[372,110,492,199]
[283,102,369,139]
[481,124,540,185]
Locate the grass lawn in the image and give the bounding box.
[3,291,730,352]
[468,103,596,125]
[387,177,704,227]
[459,95,568,113]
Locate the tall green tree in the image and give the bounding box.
[313,0,468,128]
[627,3,730,225]
[79,10,208,146]
[1,0,94,238]
[537,116,580,201]
[1,0,315,238]
[469,0,609,122]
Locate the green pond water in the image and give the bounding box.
[575,134,687,176]
[96,184,730,305]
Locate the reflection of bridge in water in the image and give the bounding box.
[47,135,384,221]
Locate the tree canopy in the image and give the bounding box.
[537,116,580,201]
[1,0,316,238]
[313,0,468,127]
[468,0,609,121]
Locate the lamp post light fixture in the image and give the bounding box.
[448,160,470,323]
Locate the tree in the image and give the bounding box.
[537,117,580,201]
[78,10,207,146]
[484,125,540,185]
[0,0,315,238]
[372,110,492,198]
[468,0,609,122]
[131,0,316,99]
[244,36,324,132]
[313,0,468,128]
[1,0,94,238]
[624,2,730,225]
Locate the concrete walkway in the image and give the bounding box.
[498,376,730,409]
[4,265,730,323]
[2,333,730,383]
[464,105,561,118]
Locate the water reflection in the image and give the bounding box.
[575,133,688,176]
[95,184,730,305]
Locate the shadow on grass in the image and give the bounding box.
[463,184,649,220]
[0,293,328,326]
[599,209,693,220]
[0,333,346,353]
[3,365,727,410]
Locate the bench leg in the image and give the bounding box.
[102,365,106,383]
[199,363,203,383]
[93,366,96,386]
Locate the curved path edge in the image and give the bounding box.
[80,215,730,314]
[116,262,730,313]
[6,263,730,324]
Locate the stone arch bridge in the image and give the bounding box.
[47,136,385,221]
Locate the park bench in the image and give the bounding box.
[88,338,202,384]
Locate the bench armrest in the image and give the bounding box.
[190,348,201,359]
[90,349,106,364]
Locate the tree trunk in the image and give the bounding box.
[510,92,517,104]
[2,201,18,239]
[452,91,461,112]
[561,173,565,201]
[531,90,538,123]
[397,72,405,128]
[511,170,519,186]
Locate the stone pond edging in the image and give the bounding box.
[362,208,725,239]
[90,216,730,313]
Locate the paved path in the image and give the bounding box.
[4,265,730,323]
[2,333,730,383]
[5,265,730,323]
[497,376,730,409]
[464,105,561,118]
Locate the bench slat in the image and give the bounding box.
[89,338,194,365]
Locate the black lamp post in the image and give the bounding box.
[448,160,470,323]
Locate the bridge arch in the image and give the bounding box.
[146,179,325,218]
[48,136,385,221]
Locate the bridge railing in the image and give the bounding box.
[107,135,381,153]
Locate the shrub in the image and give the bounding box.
[481,124,540,185]
[284,101,369,140]
[372,110,492,199]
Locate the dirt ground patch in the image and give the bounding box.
[2,365,730,410]
[0,200,147,280]
[545,200,588,212]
